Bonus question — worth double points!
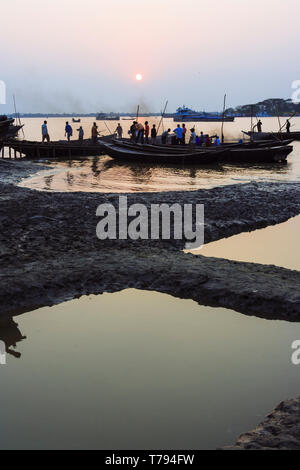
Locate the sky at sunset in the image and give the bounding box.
[1,0,300,113]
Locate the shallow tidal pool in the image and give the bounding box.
[1,289,300,450]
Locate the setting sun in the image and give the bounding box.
[136,73,143,81]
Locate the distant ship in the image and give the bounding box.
[96,112,120,121]
[173,106,235,122]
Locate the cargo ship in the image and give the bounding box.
[173,106,235,122]
[96,112,120,121]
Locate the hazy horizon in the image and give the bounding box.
[2,0,300,114]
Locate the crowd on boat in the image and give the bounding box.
[126,121,222,147]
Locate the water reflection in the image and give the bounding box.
[19,151,298,193]
[0,316,26,359]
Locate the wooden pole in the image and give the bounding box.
[136,105,140,122]
[221,94,226,143]
[157,101,168,135]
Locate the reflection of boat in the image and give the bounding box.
[243,130,300,141]
[101,141,222,164]
[173,106,235,122]
[0,316,26,359]
[96,112,120,121]
[72,118,81,123]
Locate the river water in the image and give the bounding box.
[18,116,300,192]
[1,116,300,450]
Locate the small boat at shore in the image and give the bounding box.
[243,130,300,141]
[226,145,293,163]
[72,118,81,123]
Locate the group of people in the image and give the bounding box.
[41,121,102,143]
[253,119,291,133]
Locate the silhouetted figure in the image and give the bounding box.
[91,122,99,143]
[151,124,157,144]
[182,124,187,144]
[255,120,262,133]
[161,128,171,144]
[42,121,50,143]
[77,126,84,141]
[130,121,137,141]
[136,122,144,143]
[65,122,73,141]
[286,120,291,133]
[0,317,27,359]
[115,124,123,139]
[144,121,150,144]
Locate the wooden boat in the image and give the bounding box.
[5,136,114,159]
[101,141,223,164]
[111,138,293,154]
[72,118,81,123]
[225,145,293,163]
[243,130,300,141]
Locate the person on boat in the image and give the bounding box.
[286,120,291,133]
[254,120,263,133]
[162,129,171,145]
[91,122,99,142]
[115,123,123,139]
[214,135,221,146]
[205,135,211,147]
[182,124,187,144]
[41,120,50,143]
[130,121,137,141]
[199,131,205,146]
[136,122,144,143]
[144,121,150,144]
[65,122,73,141]
[173,124,184,145]
[189,128,197,147]
[151,124,157,144]
[77,126,84,141]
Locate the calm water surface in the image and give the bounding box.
[2,289,300,450]
[18,117,300,192]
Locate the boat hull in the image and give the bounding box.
[243,131,300,141]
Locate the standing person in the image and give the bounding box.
[130,121,137,141]
[255,119,262,133]
[115,123,123,139]
[77,126,84,141]
[161,128,171,145]
[91,122,99,143]
[199,131,205,146]
[41,120,50,142]
[173,124,184,144]
[182,124,187,144]
[286,120,291,133]
[65,121,73,141]
[136,122,144,143]
[151,124,157,144]
[144,121,150,144]
[189,128,197,147]
[214,135,221,146]
[205,135,211,147]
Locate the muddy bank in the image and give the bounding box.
[1,159,300,450]
[224,397,300,450]
[0,160,300,319]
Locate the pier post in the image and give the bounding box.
[9,147,11,159]
[2,146,4,159]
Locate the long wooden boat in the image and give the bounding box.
[243,130,300,141]
[4,136,114,159]
[111,138,293,154]
[101,142,222,164]
[225,145,293,163]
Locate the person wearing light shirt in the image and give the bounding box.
[41,121,50,142]
[173,124,184,144]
